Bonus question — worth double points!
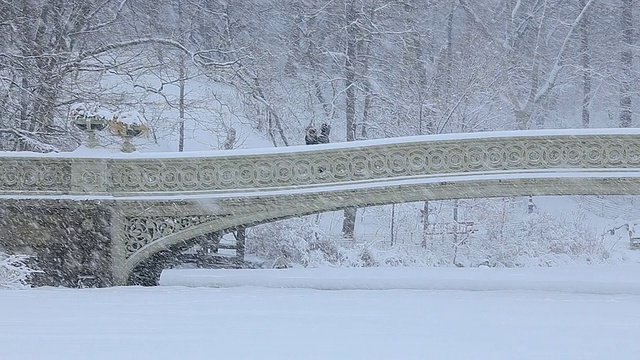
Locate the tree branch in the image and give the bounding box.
[533,0,596,103]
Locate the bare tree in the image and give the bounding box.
[619,0,634,128]
[579,0,592,128]
[0,0,236,152]
[459,0,596,130]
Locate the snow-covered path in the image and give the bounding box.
[2,266,640,360]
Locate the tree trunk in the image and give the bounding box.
[421,201,430,249]
[345,0,357,143]
[342,0,358,240]
[358,2,375,140]
[619,0,633,128]
[234,227,246,262]
[178,58,186,151]
[177,0,186,151]
[579,0,591,128]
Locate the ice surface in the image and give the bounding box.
[2,266,640,359]
[159,265,640,294]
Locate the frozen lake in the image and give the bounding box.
[2,266,640,359]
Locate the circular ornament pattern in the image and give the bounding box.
[180,165,199,188]
[486,145,505,169]
[2,165,21,187]
[543,145,563,166]
[605,144,625,165]
[40,166,60,188]
[219,166,238,186]
[161,167,180,190]
[237,163,255,186]
[141,165,161,190]
[111,165,141,190]
[369,154,388,177]
[22,167,38,187]
[332,156,351,178]
[388,152,407,174]
[504,144,525,168]
[198,164,218,188]
[351,155,369,177]
[314,158,332,180]
[564,144,583,166]
[254,162,274,185]
[447,147,465,171]
[407,150,427,173]
[293,160,313,182]
[584,144,603,165]
[275,160,294,183]
[465,146,484,170]
[428,149,446,171]
[626,144,640,165]
[525,144,544,166]
[81,171,98,187]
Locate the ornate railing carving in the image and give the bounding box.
[123,215,216,257]
[2,130,640,198]
[0,159,71,192]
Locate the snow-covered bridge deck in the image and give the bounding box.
[2,128,640,287]
[2,129,640,201]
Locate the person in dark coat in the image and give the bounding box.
[305,127,319,145]
[314,123,331,173]
[317,123,330,144]
[223,128,236,150]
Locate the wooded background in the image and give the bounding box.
[0,1,637,265]
[2,0,637,150]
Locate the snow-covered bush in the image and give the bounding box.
[249,217,436,269]
[476,211,606,267]
[0,252,36,289]
[247,217,341,268]
[246,199,608,269]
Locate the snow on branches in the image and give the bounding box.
[0,252,37,290]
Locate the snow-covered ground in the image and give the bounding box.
[2,265,640,360]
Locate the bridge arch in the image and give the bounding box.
[118,170,640,284]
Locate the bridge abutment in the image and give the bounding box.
[0,199,246,287]
[0,200,114,287]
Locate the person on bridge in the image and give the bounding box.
[317,123,331,144]
[305,126,320,145]
[223,128,236,150]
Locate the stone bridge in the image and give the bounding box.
[2,129,640,287]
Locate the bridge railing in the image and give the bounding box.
[1,129,640,199]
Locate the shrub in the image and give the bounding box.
[0,252,37,289]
